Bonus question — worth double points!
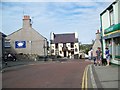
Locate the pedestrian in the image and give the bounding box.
[96,47,102,66]
[105,47,110,66]
[92,48,97,65]
[88,50,91,60]
[3,53,8,66]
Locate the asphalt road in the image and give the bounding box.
[2,59,92,88]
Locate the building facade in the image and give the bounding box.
[5,16,48,57]
[92,30,102,57]
[100,0,120,65]
[0,32,6,61]
[50,32,79,59]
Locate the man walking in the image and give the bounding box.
[96,47,102,66]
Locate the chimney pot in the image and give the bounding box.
[23,15,30,20]
[96,30,100,34]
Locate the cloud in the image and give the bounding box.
[1,1,112,44]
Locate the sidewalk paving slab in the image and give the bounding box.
[90,64,120,89]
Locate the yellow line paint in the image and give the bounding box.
[82,65,89,90]
[82,66,86,89]
[85,65,89,90]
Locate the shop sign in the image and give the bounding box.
[104,23,120,34]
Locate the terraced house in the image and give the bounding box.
[100,0,120,65]
[50,32,79,59]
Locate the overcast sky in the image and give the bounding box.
[0,0,113,44]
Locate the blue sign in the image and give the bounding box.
[15,41,26,48]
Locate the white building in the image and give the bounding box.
[50,32,79,59]
[92,30,102,57]
[100,0,120,65]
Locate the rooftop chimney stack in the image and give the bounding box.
[23,15,32,29]
[96,30,101,40]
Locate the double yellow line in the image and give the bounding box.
[82,65,89,90]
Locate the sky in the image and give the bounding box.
[0,0,113,44]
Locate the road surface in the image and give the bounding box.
[2,59,92,88]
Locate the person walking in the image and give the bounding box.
[96,47,102,66]
[105,47,110,66]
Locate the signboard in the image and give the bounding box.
[104,23,120,34]
[15,41,26,48]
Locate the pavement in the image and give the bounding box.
[87,62,120,89]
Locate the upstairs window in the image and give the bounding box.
[5,41,11,48]
[55,43,58,49]
[71,43,74,48]
[109,8,114,26]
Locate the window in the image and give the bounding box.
[71,43,74,48]
[60,51,62,54]
[109,9,114,26]
[51,49,54,53]
[75,48,78,52]
[5,41,11,48]
[55,43,58,49]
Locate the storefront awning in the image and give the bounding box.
[103,32,120,39]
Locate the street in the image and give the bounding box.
[2,59,92,88]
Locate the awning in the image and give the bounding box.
[103,32,120,39]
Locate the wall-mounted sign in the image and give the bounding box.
[15,41,26,48]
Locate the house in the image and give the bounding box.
[50,32,79,59]
[0,32,6,61]
[5,16,48,58]
[92,30,102,57]
[100,0,120,65]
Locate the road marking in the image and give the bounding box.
[90,65,97,88]
[82,66,86,89]
[82,65,89,90]
[85,65,89,89]
[82,65,91,90]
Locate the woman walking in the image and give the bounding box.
[105,47,110,66]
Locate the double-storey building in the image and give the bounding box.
[100,0,120,65]
[50,32,79,59]
[5,16,48,57]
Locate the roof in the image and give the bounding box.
[0,32,6,37]
[100,1,117,16]
[53,33,77,43]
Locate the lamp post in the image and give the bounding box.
[29,41,32,55]
[43,39,46,61]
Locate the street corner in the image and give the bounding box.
[82,64,102,89]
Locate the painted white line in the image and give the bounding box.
[90,64,97,88]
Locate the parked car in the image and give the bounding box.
[3,53,17,61]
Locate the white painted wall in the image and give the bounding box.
[51,44,55,55]
[101,10,110,36]
[74,43,79,54]
[58,43,63,57]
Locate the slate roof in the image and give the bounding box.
[53,33,78,43]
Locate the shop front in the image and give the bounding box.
[104,23,120,65]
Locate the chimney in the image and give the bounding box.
[96,30,101,40]
[96,30,100,34]
[23,15,32,28]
